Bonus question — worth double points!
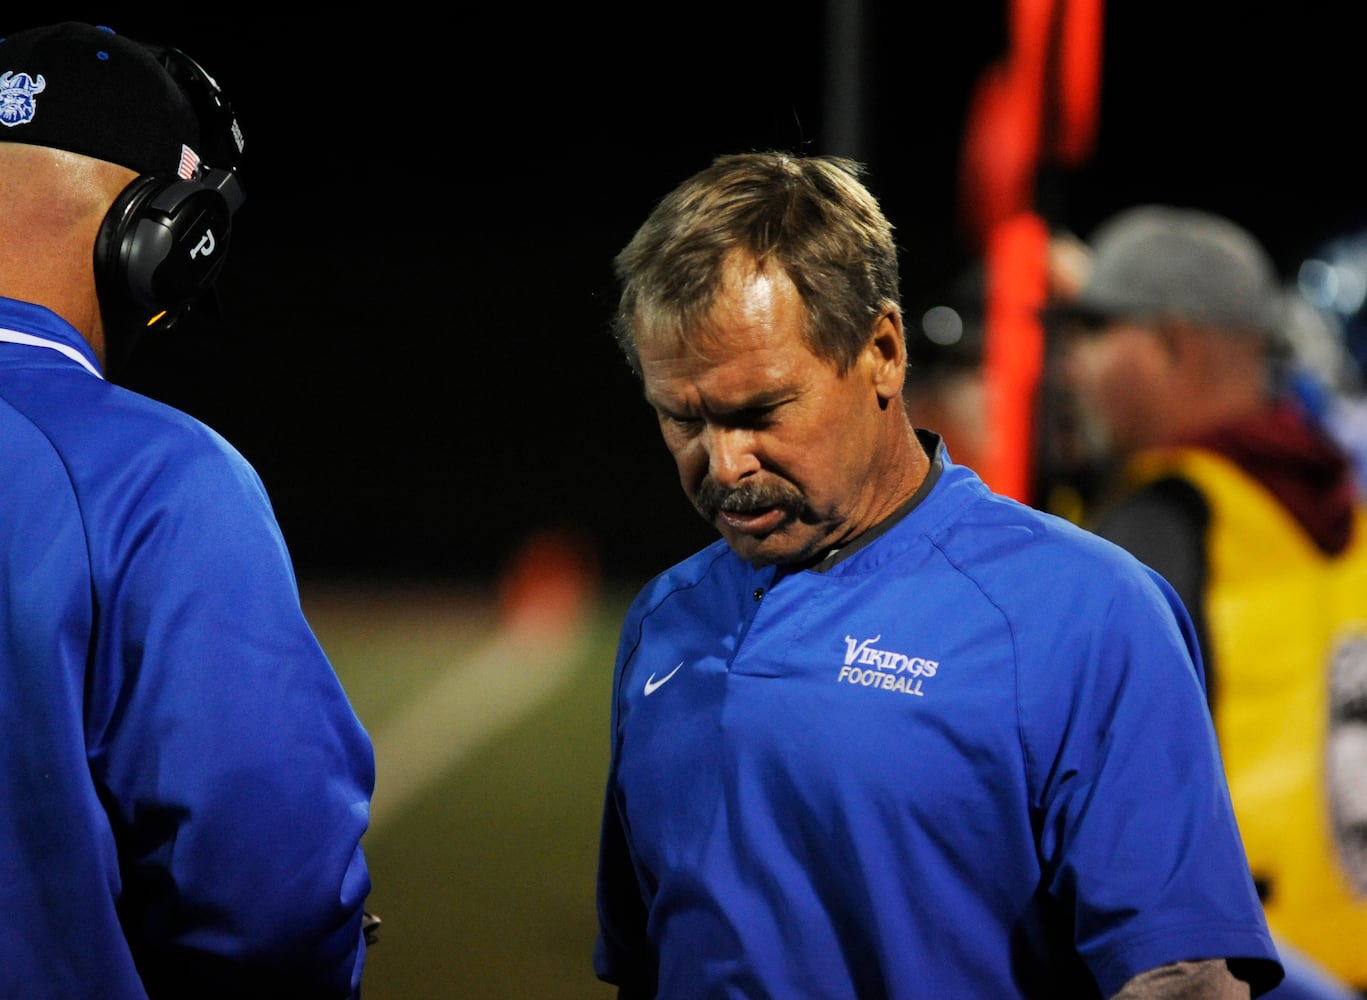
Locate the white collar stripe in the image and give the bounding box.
[0,327,103,379]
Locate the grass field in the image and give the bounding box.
[299,541,628,999]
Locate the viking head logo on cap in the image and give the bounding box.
[0,70,46,128]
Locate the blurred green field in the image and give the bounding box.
[300,577,629,1000]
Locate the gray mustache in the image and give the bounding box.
[694,478,806,523]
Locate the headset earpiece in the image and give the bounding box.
[95,167,243,325]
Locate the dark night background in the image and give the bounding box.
[10,4,1367,587]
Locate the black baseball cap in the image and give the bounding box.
[0,21,203,178]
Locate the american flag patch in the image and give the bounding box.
[177,144,201,180]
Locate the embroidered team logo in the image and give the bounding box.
[837,634,938,697]
[0,70,46,128]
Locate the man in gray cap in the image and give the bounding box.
[1052,205,1367,998]
[0,21,376,997]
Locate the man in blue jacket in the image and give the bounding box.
[594,151,1285,998]
[0,22,375,998]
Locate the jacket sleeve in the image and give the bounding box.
[85,431,375,998]
[594,784,656,996]
[593,606,657,998]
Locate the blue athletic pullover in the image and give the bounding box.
[596,436,1282,999]
[0,296,373,998]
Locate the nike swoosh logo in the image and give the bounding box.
[644,662,684,696]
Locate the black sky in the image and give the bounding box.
[9,4,1367,586]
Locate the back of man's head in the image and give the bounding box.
[0,22,244,376]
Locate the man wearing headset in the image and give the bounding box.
[0,22,375,998]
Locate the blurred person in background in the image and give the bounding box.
[0,21,375,997]
[903,263,991,474]
[1049,204,1367,999]
[594,150,1283,999]
[1288,230,1367,496]
[905,235,1097,510]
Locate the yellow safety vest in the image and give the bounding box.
[1123,447,1367,987]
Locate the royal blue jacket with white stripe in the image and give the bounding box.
[0,295,374,998]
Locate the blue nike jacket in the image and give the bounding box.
[596,437,1283,998]
[0,295,374,998]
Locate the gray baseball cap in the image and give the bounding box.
[1056,204,1284,336]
